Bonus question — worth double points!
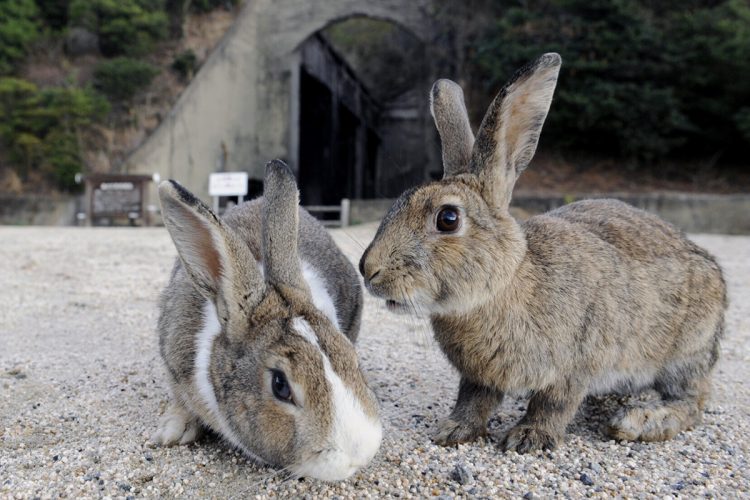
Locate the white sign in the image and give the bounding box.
[100,182,134,191]
[209,172,248,197]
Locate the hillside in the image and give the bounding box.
[2,0,749,198]
[0,0,238,195]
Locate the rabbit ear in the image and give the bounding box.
[470,53,561,210]
[430,79,475,177]
[158,180,264,308]
[261,160,310,294]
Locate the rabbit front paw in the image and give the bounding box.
[433,417,487,446]
[501,425,558,453]
[151,403,202,446]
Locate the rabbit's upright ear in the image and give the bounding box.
[431,79,475,177]
[470,53,561,210]
[261,160,310,294]
[158,180,264,307]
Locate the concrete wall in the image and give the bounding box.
[123,0,435,202]
[350,193,750,234]
[0,195,78,226]
[512,192,750,235]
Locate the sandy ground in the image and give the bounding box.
[1,224,748,498]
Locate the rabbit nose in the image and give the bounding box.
[360,256,383,284]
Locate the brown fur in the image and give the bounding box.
[360,54,726,453]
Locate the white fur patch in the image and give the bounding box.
[291,318,382,481]
[194,300,262,461]
[301,261,340,330]
[257,260,340,330]
[292,316,320,346]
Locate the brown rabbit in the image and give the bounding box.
[359,53,726,453]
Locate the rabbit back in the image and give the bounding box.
[522,198,725,382]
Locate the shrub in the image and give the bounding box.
[190,0,239,13]
[473,0,750,164]
[0,0,40,75]
[171,49,197,80]
[93,57,159,102]
[0,77,109,190]
[36,0,70,30]
[68,0,168,57]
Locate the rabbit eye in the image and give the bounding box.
[436,206,461,233]
[271,369,292,402]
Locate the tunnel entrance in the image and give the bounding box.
[295,17,431,206]
[297,35,379,206]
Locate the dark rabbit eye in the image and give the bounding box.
[436,206,461,233]
[271,370,292,402]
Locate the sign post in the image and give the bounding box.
[209,172,249,213]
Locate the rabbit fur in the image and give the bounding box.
[153,160,381,480]
[359,54,726,453]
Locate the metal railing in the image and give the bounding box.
[303,198,350,228]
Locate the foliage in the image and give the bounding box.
[0,0,40,75]
[171,49,197,80]
[68,0,168,57]
[0,0,234,192]
[190,0,239,13]
[474,0,750,164]
[36,0,70,30]
[324,17,427,102]
[0,77,109,190]
[93,57,159,102]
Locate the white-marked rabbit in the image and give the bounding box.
[359,53,726,453]
[152,160,381,480]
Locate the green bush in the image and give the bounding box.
[190,0,239,13]
[473,0,750,164]
[69,0,168,57]
[171,49,197,80]
[0,77,109,190]
[0,0,40,75]
[36,0,70,30]
[93,57,159,102]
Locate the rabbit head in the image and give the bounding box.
[158,161,381,481]
[360,54,561,315]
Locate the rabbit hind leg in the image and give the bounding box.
[608,366,711,442]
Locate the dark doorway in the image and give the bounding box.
[298,68,333,206]
[298,68,368,206]
[363,128,379,198]
[335,102,359,200]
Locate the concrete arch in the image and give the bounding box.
[124,0,437,201]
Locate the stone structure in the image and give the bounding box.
[123,0,440,203]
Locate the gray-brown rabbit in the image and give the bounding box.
[152,160,381,480]
[359,53,726,453]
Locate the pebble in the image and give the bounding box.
[1,228,748,497]
[450,463,474,485]
[580,473,594,486]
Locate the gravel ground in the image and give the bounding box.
[1,224,748,498]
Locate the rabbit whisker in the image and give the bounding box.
[238,463,295,495]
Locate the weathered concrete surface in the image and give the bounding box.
[123,0,435,201]
[350,192,750,234]
[1,225,748,497]
[512,192,750,235]
[0,194,77,226]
